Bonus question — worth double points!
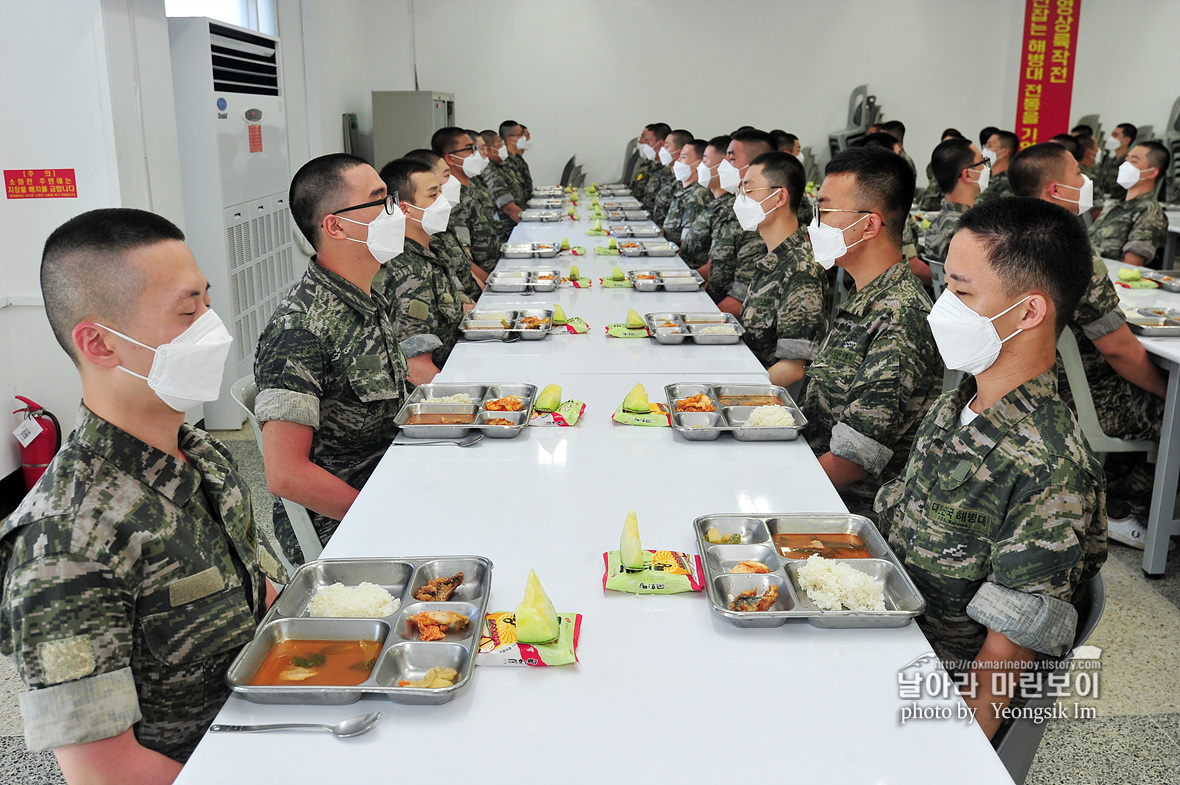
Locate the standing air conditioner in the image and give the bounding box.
[168,17,297,429]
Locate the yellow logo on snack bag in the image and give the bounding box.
[478,612,517,653]
[649,550,692,575]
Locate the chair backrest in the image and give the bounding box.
[995,571,1106,785]
[229,375,324,567]
[560,155,576,187]
[571,164,586,188]
[621,138,639,183]
[926,257,946,299]
[1057,329,1157,457]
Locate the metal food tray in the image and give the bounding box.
[643,312,744,345]
[1127,312,1180,337]
[526,198,567,209]
[611,224,661,238]
[519,210,564,222]
[601,199,643,210]
[501,242,559,259]
[459,308,554,342]
[1140,270,1180,293]
[532,186,565,196]
[396,383,537,438]
[592,186,631,197]
[227,556,493,704]
[628,269,704,292]
[485,269,559,293]
[665,383,806,441]
[617,240,679,258]
[693,514,924,628]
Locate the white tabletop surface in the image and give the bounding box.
[1106,259,1180,363]
[176,191,1015,785]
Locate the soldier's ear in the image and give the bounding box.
[73,323,121,369]
[321,213,350,242]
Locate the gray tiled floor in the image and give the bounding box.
[2,433,1178,784]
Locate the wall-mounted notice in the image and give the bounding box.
[1014,0,1081,149]
[5,169,78,199]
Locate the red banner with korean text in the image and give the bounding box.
[1014,0,1081,149]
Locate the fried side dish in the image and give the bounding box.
[484,418,514,426]
[399,666,459,689]
[407,611,470,641]
[519,316,550,329]
[731,560,770,574]
[729,584,779,612]
[676,393,715,413]
[413,572,464,601]
[486,396,525,411]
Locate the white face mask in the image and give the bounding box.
[338,205,406,264]
[408,195,452,236]
[1117,160,1146,190]
[454,151,485,178]
[807,213,870,269]
[717,160,742,194]
[673,161,693,183]
[697,161,716,188]
[495,144,508,161]
[517,136,532,151]
[971,164,990,193]
[440,173,461,206]
[638,142,656,161]
[927,290,1031,375]
[657,146,673,166]
[733,189,781,231]
[1055,174,1094,215]
[981,148,998,166]
[99,310,234,413]
[1105,136,1121,152]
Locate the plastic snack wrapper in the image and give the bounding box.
[600,277,633,289]
[611,402,670,426]
[530,400,586,426]
[602,549,705,594]
[562,317,590,333]
[478,612,581,666]
[605,324,648,338]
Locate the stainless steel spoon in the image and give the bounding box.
[209,711,381,738]
[394,432,484,447]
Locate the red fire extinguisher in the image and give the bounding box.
[14,396,61,491]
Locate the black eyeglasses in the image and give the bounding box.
[333,194,398,215]
[815,207,884,227]
[449,145,476,157]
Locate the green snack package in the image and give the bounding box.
[602,550,705,594]
[610,402,670,426]
[478,612,581,667]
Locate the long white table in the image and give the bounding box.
[1105,261,1180,574]
[176,193,1016,784]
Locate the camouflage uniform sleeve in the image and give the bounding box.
[730,230,768,302]
[965,479,1096,657]
[706,207,739,301]
[922,210,959,263]
[901,215,919,260]
[482,167,516,210]
[4,550,141,750]
[652,176,676,227]
[1073,267,1125,341]
[254,324,324,427]
[387,260,444,359]
[830,309,936,476]
[776,259,829,360]
[1124,203,1168,263]
[679,203,712,267]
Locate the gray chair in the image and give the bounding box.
[570,164,586,189]
[560,155,577,187]
[995,571,1106,784]
[621,138,639,184]
[1057,328,1158,461]
[230,375,324,573]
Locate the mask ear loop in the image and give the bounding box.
[991,295,1033,343]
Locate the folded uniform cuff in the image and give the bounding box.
[775,338,817,362]
[1080,309,1125,341]
[21,668,141,752]
[830,421,893,476]
[400,333,443,358]
[1123,240,1157,264]
[255,388,319,428]
[967,581,1078,657]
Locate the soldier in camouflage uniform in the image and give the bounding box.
[381,158,474,376]
[501,121,533,203]
[975,130,1017,207]
[645,163,675,224]
[738,156,829,384]
[1,208,274,773]
[692,192,766,304]
[1096,123,1135,200]
[1009,141,1169,542]
[663,139,714,253]
[1088,142,1170,266]
[802,147,943,519]
[256,155,410,560]
[973,169,1013,206]
[678,136,729,270]
[403,146,483,300]
[922,199,970,263]
[875,198,1105,739]
[481,130,527,236]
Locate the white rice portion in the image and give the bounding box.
[423,393,474,404]
[796,555,885,611]
[697,325,736,334]
[307,582,400,617]
[744,405,796,427]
